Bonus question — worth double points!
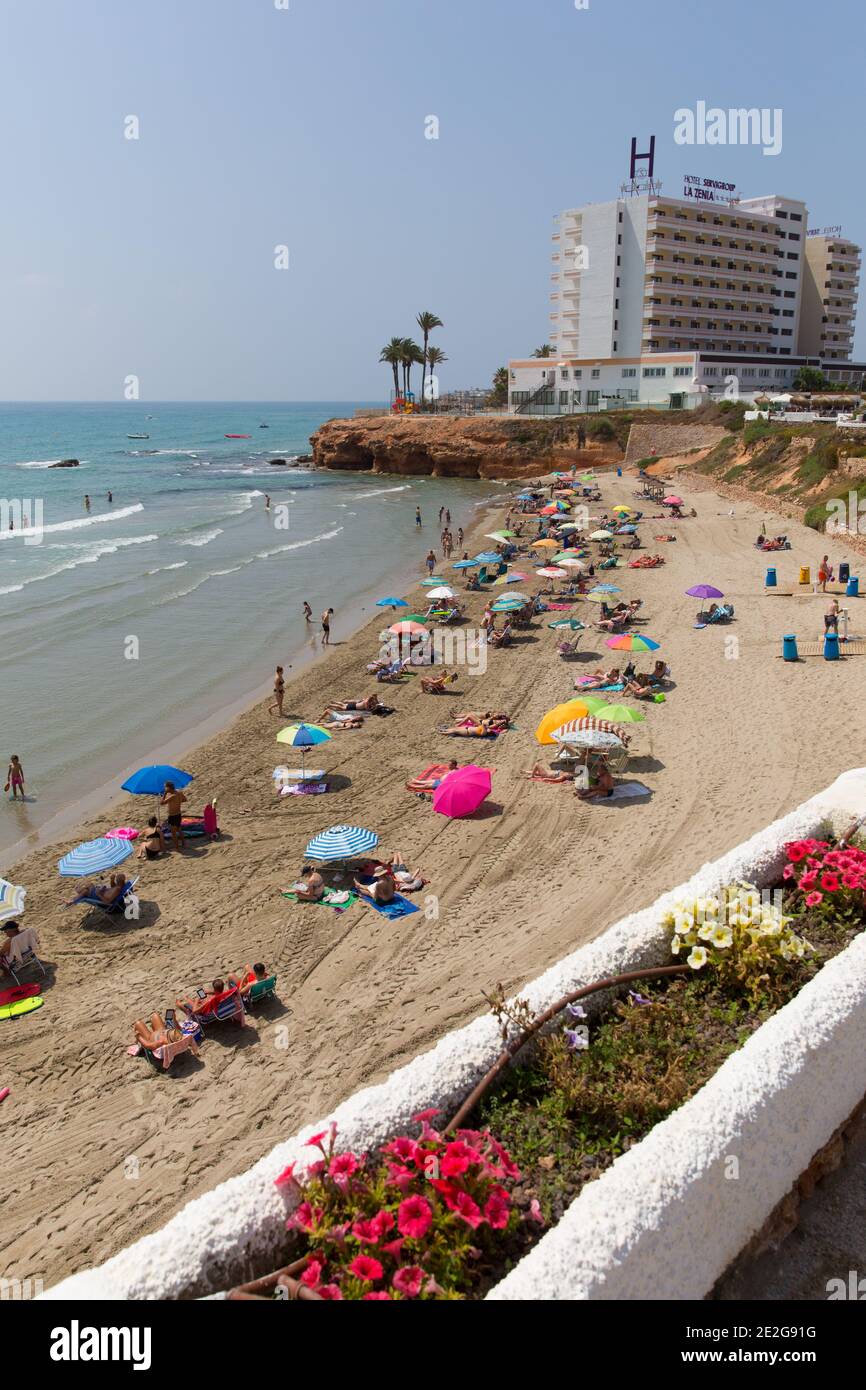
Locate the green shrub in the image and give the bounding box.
[587,417,616,441]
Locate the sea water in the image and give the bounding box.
[0,402,496,856]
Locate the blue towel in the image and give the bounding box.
[360,889,419,919]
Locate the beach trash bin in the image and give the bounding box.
[616,468,622,477]
[765,567,777,588]
[824,630,840,661]
[782,634,799,662]
[839,562,850,584]
[799,566,810,585]
[847,576,859,597]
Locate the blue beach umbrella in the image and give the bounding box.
[474,552,503,564]
[376,597,408,609]
[277,722,332,778]
[0,878,26,924]
[58,837,134,877]
[122,765,193,796]
[305,824,379,862]
[490,596,526,612]
[452,559,478,569]
[616,524,637,534]
[589,584,621,595]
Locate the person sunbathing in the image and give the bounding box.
[489,622,514,647]
[228,962,270,995]
[289,866,325,901]
[134,1012,183,1051]
[70,873,129,906]
[321,715,364,730]
[523,765,573,784]
[624,674,658,700]
[576,667,620,690]
[137,816,165,860]
[320,694,381,718]
[354,873,396,905]
[575,762,615,800]
[441,718,503,737]
[407,759,458,792]
[384,851,427,892]
[453,710,508,724]
[420,670,459,694]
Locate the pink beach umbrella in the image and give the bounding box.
[432,765,492,819]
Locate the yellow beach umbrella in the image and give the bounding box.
[533,538,560,550]
[612,505,632,515]
[535,699,592,745]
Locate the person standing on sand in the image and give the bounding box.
[303,601,312,623]
[5,755,24,800]
[161,781,187,851]
[425,549,437,576]
[825,598,840,633]
[321,607,334,645]
[269,666,286,716]
[415,506,422,529]
[818,555,831,592]
[457,526,464,548]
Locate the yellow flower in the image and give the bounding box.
[687,946,708,970]
[711,925,733,949]
[697,921,715,942]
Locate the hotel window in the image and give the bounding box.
[591,368,600,379]
[587,390,600,406]
[642,367,667,377]
[621,367,636,377]
[705,367,718,376]
[790,212,802,221]
[559,391,569,405]
[573,369,582,379]
[759,369,771,378]
[673,366,690,377]
[572,389,582,403]
[560,369,569,380]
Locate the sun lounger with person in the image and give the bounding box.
[420,670,459,694]
[320,694,382,719]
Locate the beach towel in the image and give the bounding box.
[7,926,40,966]
[281,888,358,911]
[574,680,625,693]
[545,602,575,611]
[279,781,329,796]
[406,763,451,791]
[360,892,419,919]
[594,781,652,803]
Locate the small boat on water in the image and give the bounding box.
[128,433,149,439]
[225,433,251,439]
[259,423,269,428]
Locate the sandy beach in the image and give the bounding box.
[4,467,866,1289]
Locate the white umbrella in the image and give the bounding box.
[551,725,624,750]
[427,586,456,600]
[0,878,26,924]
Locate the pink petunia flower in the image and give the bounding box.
[305,1129,329,1150]
[397,1194,433,1240]
[371,1209,395,1240]
[412,1108,441,1125]
[380,1238,405,1260]
[484,1188,511,1230]
[528,1198,544,1224]
[453,1190,485,1229]
[805,891,823,907]
[363,1291,392,1299]
[349,1254,384,1282]
[383,1136,417,1164]
[317,1284,343,1300]
[385,1163,416,1193]
[328,1153,359,1188]
[274,1162,299,1190]
[300,1259,322,1288]
[351,1218,379,1245]
[392,1265,425,1298]
[799,871,817,890]
[820,872,840,892]
[440,1140,481,1178]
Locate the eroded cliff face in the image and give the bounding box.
[309,414,622,479]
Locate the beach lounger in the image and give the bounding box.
[143,1031,201,1073]
[2,928,46,986]
[67,876,140,924]
[243,974,278,1007]
[183,986,246,1029]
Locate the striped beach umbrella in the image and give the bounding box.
[606,633,660,652]
[589,584,621,594]
[58,837,134,877]
[277,722,332,776]
[536,567,568,579]
[551,716,627,742]
[0,878,26,924]
[304,824,379,862]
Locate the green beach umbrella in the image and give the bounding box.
[599,704,646,724]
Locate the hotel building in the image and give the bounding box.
[509,185,862,413]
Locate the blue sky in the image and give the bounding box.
[0,0,862,400]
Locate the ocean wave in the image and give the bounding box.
[255,526,343,560]
[146,561,189,575]
[177,527,224,548]
[352,484,412,499]
[0,534,157,593]
[151,525,344,610]
[0,502,144,541]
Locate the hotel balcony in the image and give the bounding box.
[643,302,778,327]
[646,237,780,270]
[643,276,777,303]
[648,209,782,250]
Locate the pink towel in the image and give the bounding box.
[154,1035,200,1070]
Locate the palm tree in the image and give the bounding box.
[400,338,423,400]
[416,311,443,407]
[532,344,553,358]
[379,338,404,401]
[425,345,448,408]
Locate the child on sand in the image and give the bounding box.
[6,755,24,800]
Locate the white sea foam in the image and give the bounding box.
[146,561,189,576]
[255,526,343,560]
[177,527,224,548]
[0,534,157,593]
[0,502,144,541]
[352,484,412,499]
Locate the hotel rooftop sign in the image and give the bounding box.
[683,174,738,204]
[807,225,843,237]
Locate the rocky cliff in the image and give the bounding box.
[309,414,622,479]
